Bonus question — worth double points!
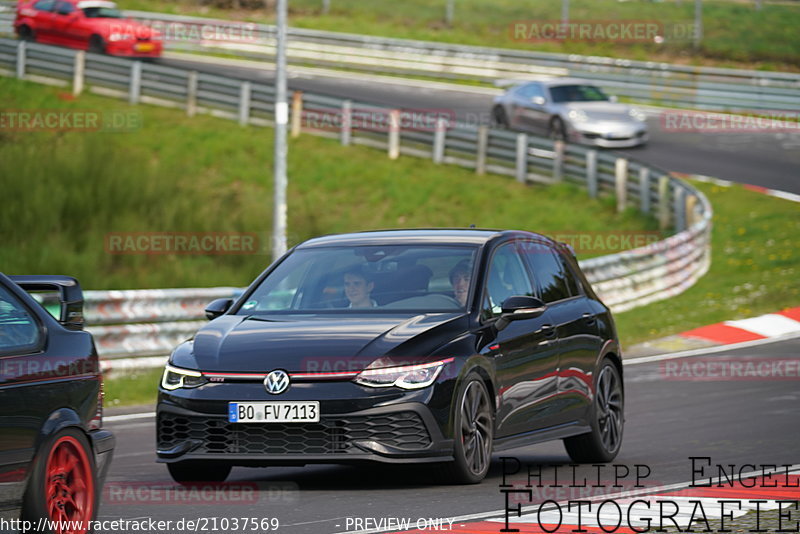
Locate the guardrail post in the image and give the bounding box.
[388,109,400,160]
[290,90,303,138]
[553,141,565,182]
[686,193,698,227]
[674,186,687,233]
[16,41,26,80]
[639,167,651,214]
[129,61,142,105]
[586,150,598,198]
[515,133,528,183]
[340,100,352,146]
[475,125,488,175]
[238,81,251,126]
[186,71,198,118]
[658,176,671,231]
[72,51,85,96]
[615,158,628,213]
[433,117,446,164]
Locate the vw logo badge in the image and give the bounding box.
[264,370,290,395]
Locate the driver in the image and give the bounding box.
[449,260,472,307]
[343,267,377,308]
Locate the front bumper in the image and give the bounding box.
[156,397,454,466]
[105,40,162,58]
[571,124,649,148]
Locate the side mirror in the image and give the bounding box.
[495,295,547,331]
[205,298,233,320]
[532,96,546,106]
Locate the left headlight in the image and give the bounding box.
[629,108,647,122]
[567,109,588,123]
[161,364,207,390]
[108,33,133,41]
[354,358,454,390]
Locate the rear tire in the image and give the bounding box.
[436,376,494,484]
[22,428,97,534]
[167,461,231,484]
[492,106,509,129]
[549,117,567,141]
[18,25,35,42]
[564,359,624,463]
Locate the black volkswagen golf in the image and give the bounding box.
[157,229,623,484]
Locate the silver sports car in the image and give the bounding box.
[491,78,649,148]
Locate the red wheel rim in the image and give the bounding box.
[45,436,94,534]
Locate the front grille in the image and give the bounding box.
[158,412,431,455]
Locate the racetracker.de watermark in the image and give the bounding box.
[0,110,142,132]
[660,358,800,381]
[546,231,661,254]
[510,20,697,42]
[302,107,456,132]
[105,232,260,255]
[103,481,297,505]
[660,110,800,133]
[111,20,259,43]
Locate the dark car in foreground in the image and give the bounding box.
[0,274,114,531]
[492,78,649,148]
[157,229,623,484]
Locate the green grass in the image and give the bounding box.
[104,368,163,407]
[125,0,800,71]
[0,77,656,289]
[615,180,800,345]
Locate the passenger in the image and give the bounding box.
[343,267,377,308]
[449,260,472,307]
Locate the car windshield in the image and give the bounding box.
[81,7,123,18]
[550,84,609,103]
[237,244,478,314]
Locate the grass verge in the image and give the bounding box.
[125,0,800,71]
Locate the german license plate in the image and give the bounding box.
[228,401,320,423]
[135,43,155,52]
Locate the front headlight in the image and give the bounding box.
[161,364,207,390]
[354,358,454,390]
[629,108,647,122]
[567,109,588,123]
[108,33,133,41]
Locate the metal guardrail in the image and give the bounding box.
[1,38,712,360]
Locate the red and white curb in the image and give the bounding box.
[680,306,800,345]
[378,467,800,534]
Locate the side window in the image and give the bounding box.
[55,1,75,15]
[0,285,42,354]
[555,250,582,297]
[521,242,571,303]
[515,83,544,100]
[482,242,535,319]
[33,0,56,11]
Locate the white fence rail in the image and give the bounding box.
[0,38,712,359]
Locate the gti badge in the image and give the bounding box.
[264,370,290,395]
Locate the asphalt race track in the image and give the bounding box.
[101,337,800,534]
[160,57,800,194]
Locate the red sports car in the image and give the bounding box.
[14,0,162,58]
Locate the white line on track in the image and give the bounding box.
[104,412,156,422]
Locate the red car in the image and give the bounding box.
[14,0,162,58]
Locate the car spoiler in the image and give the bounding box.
[8,275,85,331]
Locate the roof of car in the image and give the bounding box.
[296,228,553,248]
[512,77,594,89]
[75,1,118,9]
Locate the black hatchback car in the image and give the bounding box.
[0,273,114,530]
[157,229,623,484]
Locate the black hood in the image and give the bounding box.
[186,313,468,373]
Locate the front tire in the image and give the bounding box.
[18,25,35,42]
[88,35,105,54]
[437,376,494,484]
[564,359,624,463]
[549,117,568,141]
[167,461,231,484]
[23,428,97,534]
[492,106,509,129]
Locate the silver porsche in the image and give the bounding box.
[491,78,649,148]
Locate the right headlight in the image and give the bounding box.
[161,364,207,390]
